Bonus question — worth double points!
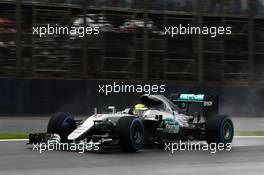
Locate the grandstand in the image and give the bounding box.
[0,0,263,84]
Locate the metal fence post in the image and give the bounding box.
[16,0,22,77]
[82,0,88,78]
[143,0,149,80]
[197,0,203,83]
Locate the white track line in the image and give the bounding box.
[234,136,264,138]
[0,139,29,142]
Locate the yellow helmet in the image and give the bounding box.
[134,104,145,110]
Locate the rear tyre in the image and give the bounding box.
[47,112,77,142]
[116,116,144,152]
[205,115,234,144]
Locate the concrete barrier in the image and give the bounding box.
[0,78,263,117]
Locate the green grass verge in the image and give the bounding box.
[0,132,29,139]
[0,131,263,139]
[235,131,264,136]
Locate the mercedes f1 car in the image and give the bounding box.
[29,94,234,152]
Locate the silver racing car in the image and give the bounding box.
[29,94,234,152]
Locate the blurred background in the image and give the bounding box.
[0,0,263,118]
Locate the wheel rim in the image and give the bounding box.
[132,123,143,145]
[223,122,232,140]
[62,117,76,134]
[63,117,74,127]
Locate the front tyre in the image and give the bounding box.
[47,112,77,142]
[116,116,144,152]
[205,115,234,144]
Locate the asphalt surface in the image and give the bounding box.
[0,137,263,175]
[1,117,264,133]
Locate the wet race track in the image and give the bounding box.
[0,137,263,175]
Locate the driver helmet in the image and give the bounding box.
[134,104,145,115]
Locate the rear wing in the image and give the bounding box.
[170,93,218,118]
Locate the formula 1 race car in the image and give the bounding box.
[28,94,234,152]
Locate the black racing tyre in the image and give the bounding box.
[47,112,77,142]
[205,115,234,144]
[116,116,144,152]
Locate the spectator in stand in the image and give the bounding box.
[226,0,241,13]
[165,0,177,11]
[177,0,187,11]
[257,0,264,15]
[65,0,83,5]
[240,0,248,14]
[185,0,194,12]
[152,0,165,10]
[111,0,119,7]
[164,0,194,12]
[87,0,100,7]
[134,0,143,9]
[209,0,223,14]
[121,0,132,8]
